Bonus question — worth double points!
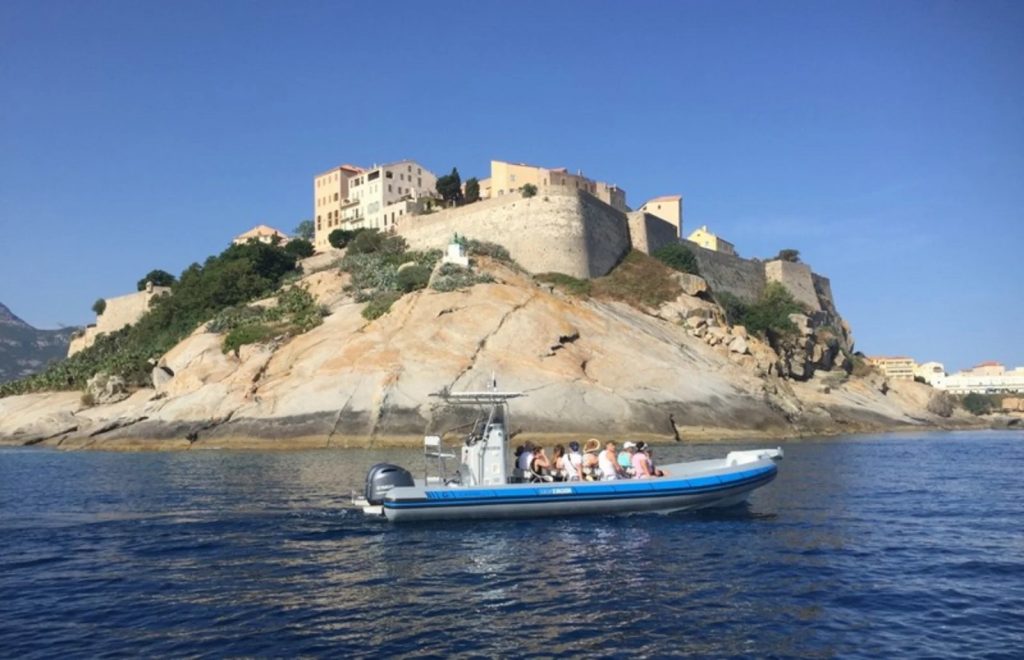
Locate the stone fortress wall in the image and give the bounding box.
[397,188,632,279]
[395,189,837,314]
[68,286,170,357]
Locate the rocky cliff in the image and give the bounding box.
[0,303,77,384]
[0,257,982,450]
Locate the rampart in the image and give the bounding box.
[68,287,170,356]
[765,260,821,312]
[397,189,630,279]
[626,211,679,256]
[395,190,839,320]
[685,241,766,304]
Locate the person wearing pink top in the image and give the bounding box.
[632,447,653,478]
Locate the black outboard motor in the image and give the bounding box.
[364,463,415,505]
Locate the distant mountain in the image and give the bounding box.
[0,302,77,384]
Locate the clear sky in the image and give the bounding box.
[1,0,1021,372]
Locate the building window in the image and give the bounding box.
[417,167,421,174]
[388,184,392,192]
[334,193,339,201]
[417,177,421,186]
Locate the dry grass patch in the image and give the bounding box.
[592,251,682,309]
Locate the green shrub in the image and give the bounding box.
[715,291,748,326]
[362,291,402,320]
[431,264,495,292]
[223,324,277,355]
[961,392,995,416]
[397,265,432,292]
[535,272,591,297]
[347,229,407,255]
[207,305,266,333]
[284,239,315,258]
[521,183,538,198]
[742,283,802,338]
[652,243,700,275]
[92,298,106,316]
[466,239,512,263]
[775,248,801,263]
[329,228,366,249]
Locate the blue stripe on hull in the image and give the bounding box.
[384,464,776,510]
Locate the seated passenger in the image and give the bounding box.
[618,441,637,477]
[516,441,535,472]
[599,441,625,481]
[565,441,584,481]
[636,441,665,477]
[530,445,553,481]
[581,438,602,480]
[632,442,653,478]
[551,444,572,481]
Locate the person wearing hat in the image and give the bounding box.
[618,441,638,477]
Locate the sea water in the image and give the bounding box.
[1,431,1022,657]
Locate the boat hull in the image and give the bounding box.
[380,460,777,523]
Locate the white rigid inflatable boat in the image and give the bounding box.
[354,389,782,523]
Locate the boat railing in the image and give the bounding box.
[423,435,456,483]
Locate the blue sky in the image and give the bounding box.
[1,0,1021,372]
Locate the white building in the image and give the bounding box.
[937,362,1024,394]
[913,361,947,387]
[313,160,438,250]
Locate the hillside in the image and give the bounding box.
[0,245,983,450]
[0,303,77,384]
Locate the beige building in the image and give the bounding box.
[313,160,437,250]
[867,356,917,381]
[233,224,290,246]
[479,160,628,212]
[687,225,736,255]
[639,195,683,237]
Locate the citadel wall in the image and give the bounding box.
[68,287,170,356]
[397,189,630,279]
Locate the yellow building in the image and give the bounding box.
[480,160,628,212]
[639,195,683,237]
[313,163,364,251]
[233,224,290,246]
[867,356,917,380]
[687,225,736,255]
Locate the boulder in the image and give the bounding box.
[673,273,708,297]
[728,336,749,355]
[152,365,174,389]
[85,373,130,405]
[789,313,813,337]
[685,316,706,330]
[732,325,748,339]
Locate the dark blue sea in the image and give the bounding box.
[2,431,1022,658]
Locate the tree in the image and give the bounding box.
[961,392,993,416]
[293,220,314,241]
[436,167,463,206]
[775,249,801,263]
[92,298,106,316]
[284,238,315,258]
[521,183,538,198]
[329,228,362,249]
[136,269,176,291]
[464,177,480,204]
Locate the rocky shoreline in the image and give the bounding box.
[3,256,1013,452]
